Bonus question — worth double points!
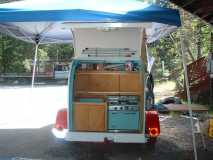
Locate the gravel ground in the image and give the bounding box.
[0,86,213,160]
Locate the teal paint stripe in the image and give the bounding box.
[143,64,147,133]
[138,61,145,132]
[68,60,78,130]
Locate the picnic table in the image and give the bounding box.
[164,104,209,113]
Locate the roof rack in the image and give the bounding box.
[82,48,137,57]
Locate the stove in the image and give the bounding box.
[108,105,139,111]
[107,96,140,131]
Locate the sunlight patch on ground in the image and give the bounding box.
[0,85,67,129]
[154,81,176,102]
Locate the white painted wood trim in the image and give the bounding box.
[52,129,147,143]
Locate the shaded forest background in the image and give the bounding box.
[0,0,212,90]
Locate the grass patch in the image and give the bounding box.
[154,81,176,93]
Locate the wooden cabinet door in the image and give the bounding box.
[120,73,142,93]
[89,104,106,131]
[88,73,119,92]
[74,103,89,131]
[75,73,88,92]
[74,103,106,132]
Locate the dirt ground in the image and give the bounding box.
[0,85,213,160]
[0,116,213,160]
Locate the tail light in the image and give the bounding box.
[55,108,67,130]
[145,111,160,137]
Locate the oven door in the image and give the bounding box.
[108,111,139,131]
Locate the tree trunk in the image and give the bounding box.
[1,35,6,73]
[186,45,195,61]
[211,32,213,53]
[197,23,202,59]
[170,34,195,61]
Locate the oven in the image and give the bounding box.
[107,96,140,132]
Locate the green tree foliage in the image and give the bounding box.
[41,44,73,61]
[135,0,213,89]
[0,35,34,73]
[149,9,212,89]
[0,34,74,73]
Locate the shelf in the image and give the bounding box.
[75,91,141,96]
[77,70,139,74]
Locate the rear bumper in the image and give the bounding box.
[52,128,147,143]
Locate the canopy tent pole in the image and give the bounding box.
[31,24,57,88]
[180,32,198,160]
[31,43,39,88]
[31,35,40,88]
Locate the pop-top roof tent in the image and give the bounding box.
[0,1,198,160]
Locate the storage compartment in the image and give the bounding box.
[74,102,106,132]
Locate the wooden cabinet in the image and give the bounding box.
[75,71,142,95]
[120,72,142,93]
[74,102,106,132]
[73,71,144,132]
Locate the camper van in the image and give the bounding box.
[52,26,160,144]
